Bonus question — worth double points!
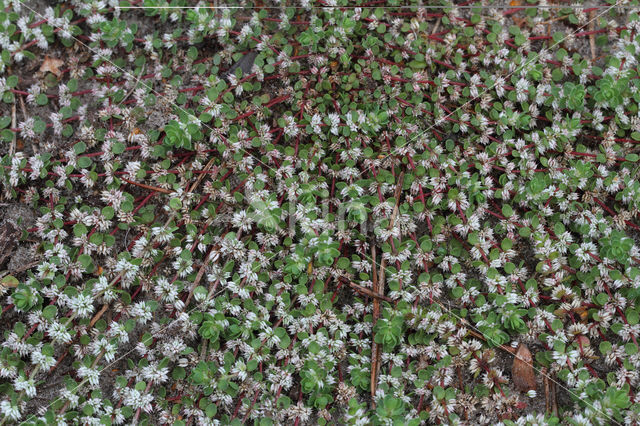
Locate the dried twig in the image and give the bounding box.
[346,280,392,302]
[540,15,569,25]
[188,157,217,193]
[89,303,109,328]
[120,177,172,194]
[376,172,404,289]
[589,11,597,62]
[370,242,381,408]
[184,244,214,308]
[182,158,219,308]
[551,377,559,416]
[371,172,404,408]
[544,367,551,414]
[9,103,16,157]
[371,245,379,318]
[431,18,440,35]
[18,95,27,121]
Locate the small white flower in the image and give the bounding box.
[77,365,100,387]
[14,375,37,397]
[69,293,95,318]
[0,400,21,421]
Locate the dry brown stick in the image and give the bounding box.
[117,65,145,107]
[188,157,217,193]
[120,177,172,194]
[431,18,440,35]
[199,339,209,362]
[89,303,109,328]
[347,280,392,302]
[376,172,404,286]
[10,103,16,156]
[181,160,221,308]
[589,11,597,62]
[544,367,551,414]
[371,173,404,408]
[371,244,379,318]
[551,377,559,416]
[540,15,569,25]
[18,95,27,121]
[370,243,380,407]
[183,243,215,308]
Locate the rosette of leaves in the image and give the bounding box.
[300,360,334,409]
[248,195,282,234]
[375,394,412,425]
[309,233,340,267]
[373,309,405,351]
[592,73,628,108]
[600,230,634,265]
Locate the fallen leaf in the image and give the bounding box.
[512,17,527,28]
[40,56,64,78]
[574,306,589,322]
[512,344,536,392]
[509,0,520,5]
[575,335,590,347]
[0,275,19,289]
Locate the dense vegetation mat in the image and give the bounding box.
[1,1,640,425]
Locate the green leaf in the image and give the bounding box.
[6,75,18,88]
[452,287,464,298]
[599,341,612,354]
[78,254,93,269]
[102,206,115,220]
[112,142,126,154]
[42,305,58,320]
[36,93,48,105]
[170,198,182,210]
[73,142,87,155]
[502,204,513,217]
[625,343,638,355]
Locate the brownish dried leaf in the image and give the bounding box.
[0,275,19,289]
[512,344,536,392]
[575,335,590,348]
[40,56,64,77]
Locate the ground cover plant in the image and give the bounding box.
[1,0,640,424]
